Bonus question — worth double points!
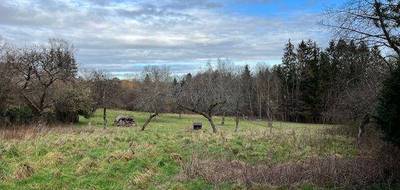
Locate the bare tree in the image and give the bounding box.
[0,44,15,113]
[255,64,281,132]
[175,67,227,133]
[324,0,399,136]
[89,71,120,129]
[215,59,235,126]
[227,73,245,132]
[9,39,77,116]
[325,0,400,63]
[136,66,171,131]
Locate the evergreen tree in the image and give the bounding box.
[376,66,400,146]
[297,40,321,122]
[280,39,299,121]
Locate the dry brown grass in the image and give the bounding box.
[41,152,65,166]
[0,125,95,140]
[107,150,135,162]
[0,126,45,140]
[129,168,155,186]
[182,154,399,188]
[13,163,34,180]
[75,157,99,175]
[180,127,400,189]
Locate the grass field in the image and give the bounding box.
[0,109,396,189]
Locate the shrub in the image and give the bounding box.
[376,66,400,146]
[4,107,34,124]
[54,84,95,123]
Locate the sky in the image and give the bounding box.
[0,0,346,78]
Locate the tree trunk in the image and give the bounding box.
[235,112,240,132]
[103,107,107,129]
[268,120,273,134]
[248,93,253,117]
[266,106,273,133]
[221,112,225,125]
[141,113,158,131]
[179,111,182,119]
[358,114,370,141]
[207,116,217,133]
[258,96,262,120]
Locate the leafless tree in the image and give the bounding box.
[0,44,15,113]
[136,66,172,131]
[8,39,77,116]
[89,71,120,129]
[325,0,400,64]
[215,59,235,126]
[175,67,227,133]
[255,64,281,132]
[324,0,399,137]
[227,73,245,132]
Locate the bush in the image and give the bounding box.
[376,66,400,146]
[4,107,34,124]
[54,84,95,123]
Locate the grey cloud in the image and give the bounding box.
[0,0,330,77]
[115,5,197,26]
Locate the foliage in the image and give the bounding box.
[54,83,95,123]
[3,106,34,124]
[277,39,388,123]
[376,66,400,146]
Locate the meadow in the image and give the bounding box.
[0,110,396,189]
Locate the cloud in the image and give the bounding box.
[0,0,331,77]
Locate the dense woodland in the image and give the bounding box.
[0,0,399,146]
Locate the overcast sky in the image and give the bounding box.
[0,0,345,78]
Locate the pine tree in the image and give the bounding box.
[297,40,321,122]
[376,66,400,146]
[280,39,298,121]
[240,65,254,117]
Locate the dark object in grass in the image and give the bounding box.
[114,115,136,127]
[193,122,202,130]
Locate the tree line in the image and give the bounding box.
[0,0,399,145]
[0,38,394,128]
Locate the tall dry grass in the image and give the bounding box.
[180,125,400,189]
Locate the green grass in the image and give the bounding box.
[0,109,359,189]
